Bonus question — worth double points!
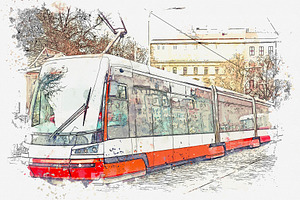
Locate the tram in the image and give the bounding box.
[24,53,275,183]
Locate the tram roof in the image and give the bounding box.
[44,53,210,90]
[43,53,273,106]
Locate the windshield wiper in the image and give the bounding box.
[83,87,91,126]
[49,87,92,139]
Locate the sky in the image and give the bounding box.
[3,0,300,46]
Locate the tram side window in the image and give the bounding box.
[190,97,214,133]
[152,90,172,136]
[218,95,253,132]
[187,99,201,134]
[107,82,129,139]
[189,89,214,134]
[32,90,41,126]
[171,95,188,135]
[32,88,55,127]
[134,87,152,137]
[256,104,271,129]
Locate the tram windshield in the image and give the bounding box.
[29,57,104,145]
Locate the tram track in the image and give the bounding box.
[185,157,263,193]
[185,136,281,194]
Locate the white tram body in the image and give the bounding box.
[25,54,274,182]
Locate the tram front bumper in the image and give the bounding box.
[28,158,104,180]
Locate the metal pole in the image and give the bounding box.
[252,97,258,137]
[147,11,152,67]
[211,85,220,143]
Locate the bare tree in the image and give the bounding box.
[10,4,147,65]
[244,55,291,108]
[213,54,247,93]
[210,53,291,108]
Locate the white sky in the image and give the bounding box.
[65,0,299,47]
[4,0,300,46]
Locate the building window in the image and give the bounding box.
[183,67,187,75]
[268,46,274,55]
[162,45,165,50]
[194,67,198,75]
[249,46,255,56]
[259,46,264,56]
[173,45,177,50]
[157,45,160,50]
[215,67,219,75]
[204,67,208,75]
[173,67,177,74]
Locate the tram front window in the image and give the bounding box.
[29,58,105,145]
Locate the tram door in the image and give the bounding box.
[134,87,154,167]
[105,81,131,158]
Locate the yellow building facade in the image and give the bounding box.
[150,28,278,85]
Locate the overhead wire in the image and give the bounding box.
[150,12,239,67]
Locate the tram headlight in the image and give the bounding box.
[24,134,33,144]
[72,145,99,154]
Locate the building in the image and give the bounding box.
[150,28,278,86]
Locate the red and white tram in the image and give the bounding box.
[24,54,275,183]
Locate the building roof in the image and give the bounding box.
[28,47,64,69]
[151,28,279,44]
